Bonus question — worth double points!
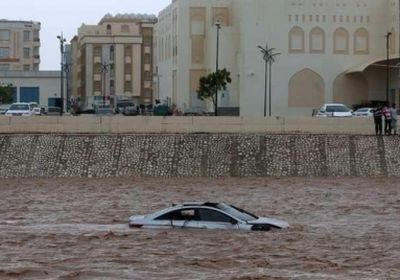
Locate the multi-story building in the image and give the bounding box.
[155,0,400,117]
[72,14,157,110]
[0,20,41,72]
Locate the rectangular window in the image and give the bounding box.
[0,64,10,71]
[0,47,10,58]
[0,30,10,41]
[23,48,31,59]
[124,81,132,92]
[125,46,132,57]
[23,64,30,71]
[23,31,31,42]
[94,81,101,91]
[124,63,132,74]
[94,46,102,57]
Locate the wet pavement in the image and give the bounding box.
[0,177,399,279]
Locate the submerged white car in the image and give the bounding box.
[129,202,289,231]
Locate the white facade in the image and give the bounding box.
[0,71,62,106]
[155,0,400,116]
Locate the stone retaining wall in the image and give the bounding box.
[0,134,399,178]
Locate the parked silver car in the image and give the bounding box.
[129,202,289,231]
[353,107,374,117]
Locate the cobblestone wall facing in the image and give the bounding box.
[0,134,399,178]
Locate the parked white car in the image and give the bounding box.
[316,103,353,117]
[129,202,289,231]
[5,103,34,116]
[353,107,374,117]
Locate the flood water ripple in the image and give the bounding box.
[0,177,399,279]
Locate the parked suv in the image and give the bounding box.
[315,103,353,117]
[5,103,34,116]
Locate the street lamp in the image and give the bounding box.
[385,32,392,103]
[215,21,221,116]
[57,34,66,116]
[153,71,162,103]
[258,43,280,117]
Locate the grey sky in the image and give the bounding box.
[2,0,170,70]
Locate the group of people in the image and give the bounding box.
[373,104,398,136]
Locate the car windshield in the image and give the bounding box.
[215,203,258,222]
[9,104,29,110]
[326,105,350,113]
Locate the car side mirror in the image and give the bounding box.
[230,218,238,225]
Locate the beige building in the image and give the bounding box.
[0,20,41,72]
[71,14,157,110]
[155,0,400,116]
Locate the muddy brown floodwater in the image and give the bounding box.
[0,177,399,280]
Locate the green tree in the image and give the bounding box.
[0,83,13,104]
[197,68,232,116]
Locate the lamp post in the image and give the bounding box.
[385,32,392,103]
[101,62,110,105]
[258,44,280,117]
[153,71,162,103]
[57,34,66,116]
[215,21,221,116]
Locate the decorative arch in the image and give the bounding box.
[333,72,369,105]
[309,27,325,54]
[333,27,349,54]
[354,27,369,54]
[289,26,305,53]
[212,7,230,26]
[288,68,325,107]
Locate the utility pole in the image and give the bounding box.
[215,21,221,116]
[385,32,392,103]
[57,34,66,116]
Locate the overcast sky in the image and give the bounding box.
[2,0,171,70]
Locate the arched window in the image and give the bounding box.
[288,68,325,107]
[354,28,369,54]
[106,24,112,35]
[309,27,325,54]
[289,26,305,53]
[333,27,349,54]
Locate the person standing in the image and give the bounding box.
[383,105,392,135]
[391,104,398,135]
[373,105,383,135]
